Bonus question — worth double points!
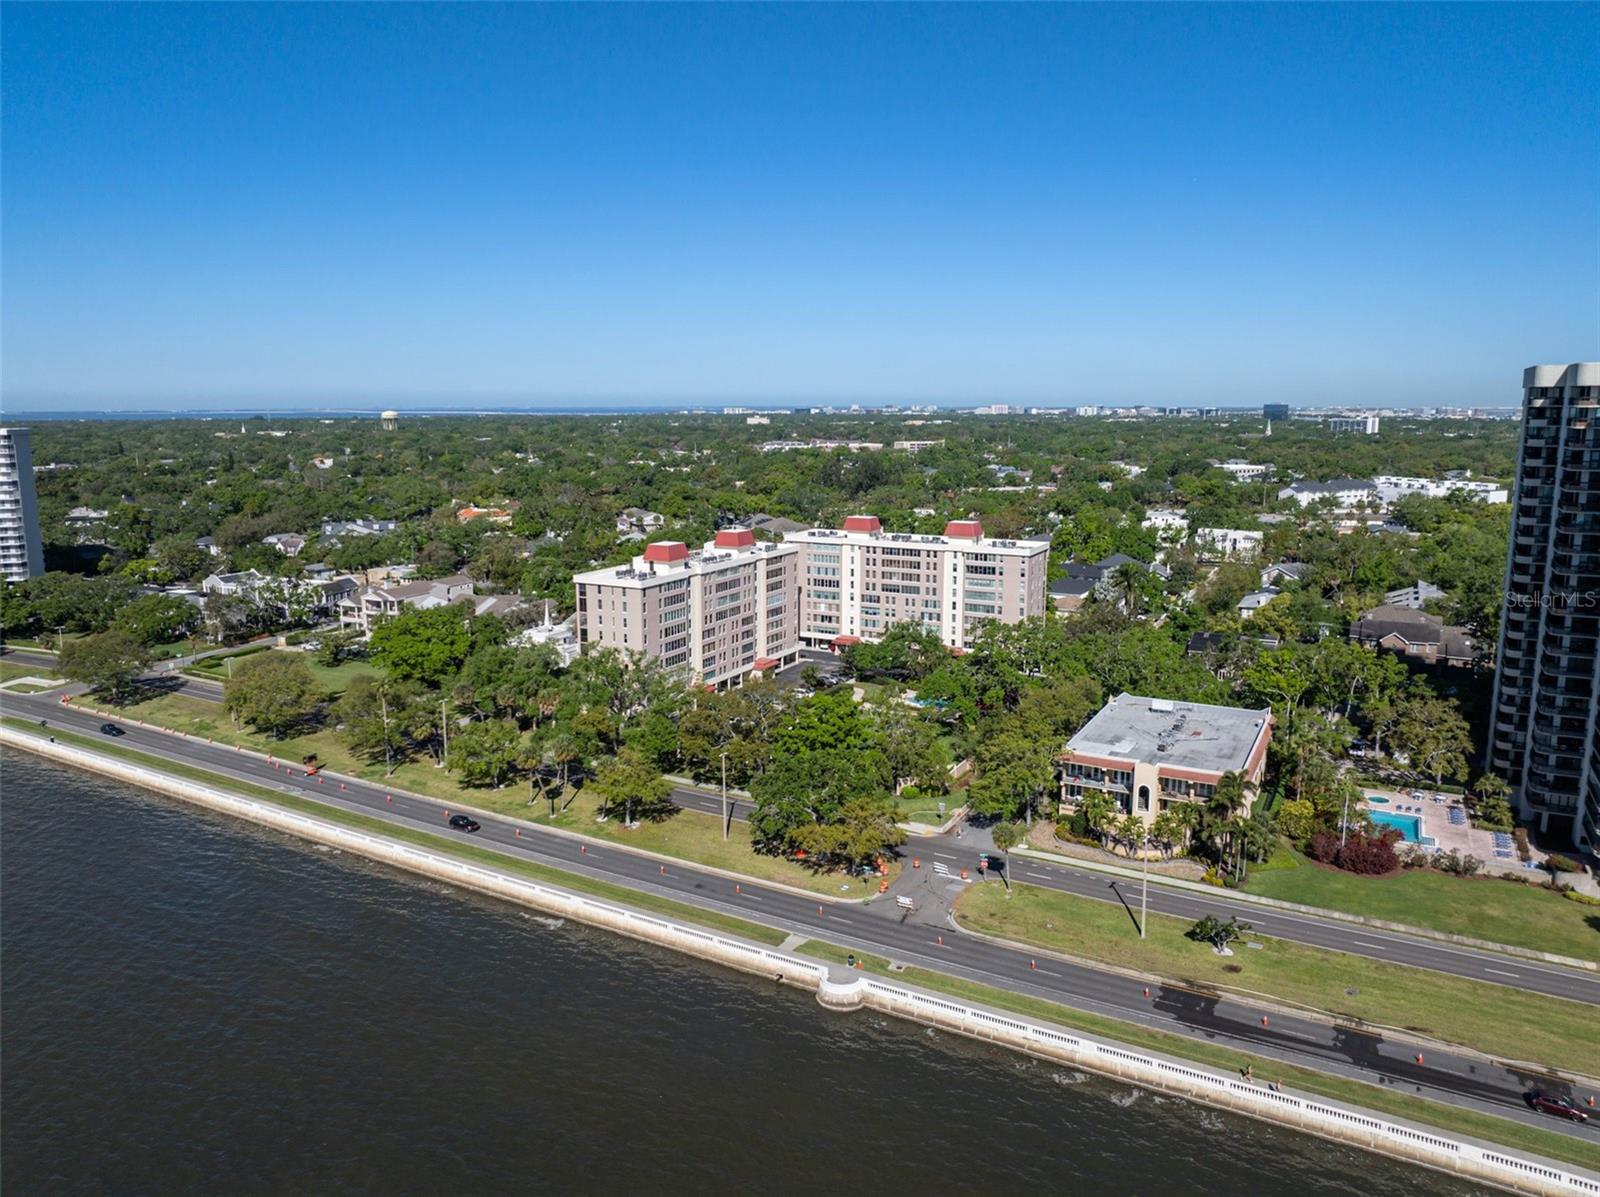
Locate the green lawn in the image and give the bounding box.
[793,939,1600,1174]
[2,716,786,946]
[1,660,57,683]
[953,883,1595,1075]
[187,649,381,697]
[1244,850,1599,963]
[470,787,894,898]
[890,791,958,825]
[295,654,384,696]
[71,691,889,899]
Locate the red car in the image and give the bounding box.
[1526,1091,1590,1123]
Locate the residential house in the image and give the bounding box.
[1349,604,1478,668]
[202,569,268,597]
[1237,588,1281,619]
[262,533,307,558]
[617,507,667,535]
[1195,528,1264,561]
[321,519,398,539]
[339,573,477,634]
[1259,561,1309,587]
[1050,553,1169,614]
[1141,509,1189,540]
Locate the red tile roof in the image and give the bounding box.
[642,541,689,563]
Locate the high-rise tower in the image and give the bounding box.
[1488,363,1600,850]
[0,427,45,581]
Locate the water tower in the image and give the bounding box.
[380,409,399,431]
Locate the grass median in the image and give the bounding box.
[953,882,1595,1076]
[1,717,786,947]
[76,690,892,899]
[793,939,1600,1174]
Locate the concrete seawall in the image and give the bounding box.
[5,728,1596,1197]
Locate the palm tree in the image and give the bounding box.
[1118,812,1147,859]
[1110,562,1145,617]
[1077,790,1118,847]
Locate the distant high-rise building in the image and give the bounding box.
[1327,414,1380,434]
[1488,363,1599,850]
[0,427,45,581]
[1263,403,1291,421]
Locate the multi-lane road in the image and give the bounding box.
[12,642,1592,1004]
[2,683,1596,1143]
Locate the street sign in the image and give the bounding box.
[895,895,915,911]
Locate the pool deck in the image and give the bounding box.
[1360,786,1548,877]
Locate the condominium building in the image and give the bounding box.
[1371,475,1509,505]
[1058,693,1274,825]
[573,530,802,687]
[784,516,1049,651]
[0,428,45,581]
[1488,363,1600,850]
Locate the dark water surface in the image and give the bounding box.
[1,752,1490,1195]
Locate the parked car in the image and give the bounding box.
[99,723,126,737]
[1525,1091,1589,1123]
[448,814,481,833]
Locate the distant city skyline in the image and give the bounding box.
[3,3,1596,411]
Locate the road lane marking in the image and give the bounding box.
[1484,968,1521,978]
[1354,941,1386,950]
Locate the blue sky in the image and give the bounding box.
[3,3,1596,410]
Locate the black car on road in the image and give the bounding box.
[99,723,126,737]
[448,814,481,833]
[1525,1091,1589,1123]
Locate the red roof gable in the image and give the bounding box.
[714,528,755,549]
[944,519,983,539]
[842,515,881,533]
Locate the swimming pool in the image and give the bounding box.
[1369,810,1421,842]
[1366,795,1390,805]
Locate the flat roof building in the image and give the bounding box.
[784,516,1050,651]
[1060,693,1274,824]
[573,530,802,688]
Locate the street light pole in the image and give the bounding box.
[439,699,449,768]
[1140,844,1149,940]
[720,751,729,842]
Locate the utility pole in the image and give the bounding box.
[55,625,65,654]
[720,750,729,841]
[439,699,449,768]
